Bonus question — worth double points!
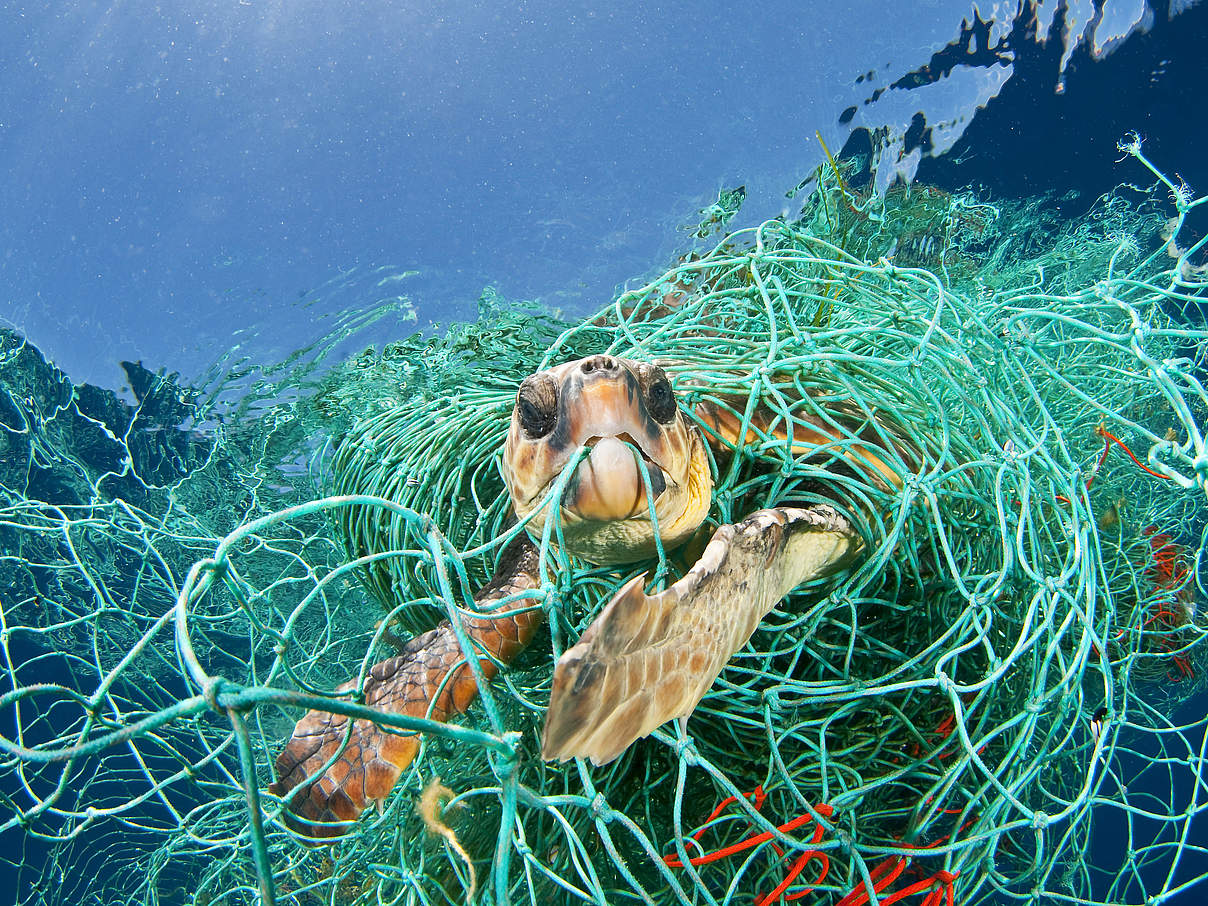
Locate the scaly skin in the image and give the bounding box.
[271,356,708,838]
[272,355,897,836]
[541,505,860,764]
[270,536,543,838]
[502,355,712,563]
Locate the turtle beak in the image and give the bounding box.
[563,436,668,521]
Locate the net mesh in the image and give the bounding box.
[2,138,1207,906]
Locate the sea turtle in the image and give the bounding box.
[271,353,910,837]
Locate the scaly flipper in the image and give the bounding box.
[541,505,861,764]
[271,536,543,838]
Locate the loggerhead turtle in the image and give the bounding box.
[271,353,910,837]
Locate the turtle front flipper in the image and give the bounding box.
[270,535,543,839]
[541,505,860,764]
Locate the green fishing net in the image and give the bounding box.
[3,138,1207,906]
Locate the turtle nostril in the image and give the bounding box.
[582,355,616,375]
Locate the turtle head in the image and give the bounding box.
[502,355,713,564]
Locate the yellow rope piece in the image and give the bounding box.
[419,778,478,904]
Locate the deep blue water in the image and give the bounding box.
[2,0,980,389]
[8,0,1200,392]
[2,1,1208,904]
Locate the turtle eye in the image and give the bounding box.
[645,370,677,424]
[516,376,558,439]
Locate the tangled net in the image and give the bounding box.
[2,139,1207,906]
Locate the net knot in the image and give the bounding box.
[1031,810,1049,829]
[674,735,699,765]
[590,792,613,823]
[488,731,522,779]
[202,676,234,712]
[1193,453,1208,480]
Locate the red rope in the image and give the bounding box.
[835,856,908,906]
[1094,425,1173,481]
[663,804,833,868]
[664,793,840,905]
[754,820,830,906]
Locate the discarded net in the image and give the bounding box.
[2,137,1207,906]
